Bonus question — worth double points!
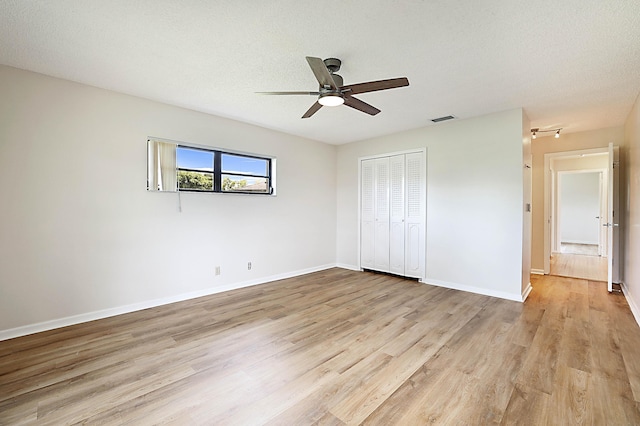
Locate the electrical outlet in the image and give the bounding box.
[248,262,252,270]
[215,266,221,276]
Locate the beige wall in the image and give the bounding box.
[531,126,625,271]
[0,65,338,337]
[623,92,640,321]
[552,155,608,171]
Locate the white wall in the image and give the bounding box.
[336,108,527,301]
[0,65,337,337]
[559,172,601,245]
[624,91,640,324]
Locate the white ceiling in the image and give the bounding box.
[1,1,639,145]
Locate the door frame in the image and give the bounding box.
[607,142,621,290]
[543,147,611,274]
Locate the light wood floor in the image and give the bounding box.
[550,252,608,281]
[560,243,599,256]
[2,269,640,424]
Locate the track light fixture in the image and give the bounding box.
[530,128,562,139]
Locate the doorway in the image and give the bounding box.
[544,149,611,282]
[557,170,603,254]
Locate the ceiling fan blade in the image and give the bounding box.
[343,95,381,116]
[342,77,409,95]
[256,91,319,95]
[306,56,338,90]
[302,101,323,119]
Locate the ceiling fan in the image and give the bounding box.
[258,56,409,119]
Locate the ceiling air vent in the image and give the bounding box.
[431,115,456,123]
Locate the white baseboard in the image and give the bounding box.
[531,269,545,275]
[420,278,524,302]
[522,282,533,302]
[0,263,336,342]
[621,282,640,328]
[560,240,599,245]
[335,263,361,271]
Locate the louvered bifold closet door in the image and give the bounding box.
[373,157,390,271]
[405,152,426,278]
[389,155,405,275]
[360,159,375,269]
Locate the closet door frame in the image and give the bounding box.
[357,148,427,280]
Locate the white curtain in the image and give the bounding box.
[147,140,177,191]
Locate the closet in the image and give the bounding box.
[360,150,426,279]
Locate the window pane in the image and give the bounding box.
[178,170,213,191]
[177,147,214,172]
[222,175,269,193]
[222,154,268,176]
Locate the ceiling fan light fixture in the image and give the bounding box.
[318,93,344,107]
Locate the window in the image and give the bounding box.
[178,147,273,194]
[221,153,270,193]
[177,147,214,191]
[147,139,274,194]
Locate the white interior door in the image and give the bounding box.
[374,157,390,271]
[359,150,426,278]
[606,142,620,291]
[360,159,375,269]
[607,143,614,291]
[389,155,405,275]
[598,171,606,256]
[612,146,621,284]
[404,152,426,278]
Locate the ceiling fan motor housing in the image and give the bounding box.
[328,74,343,89]
[323,58,341,73]
[319,75,343,92]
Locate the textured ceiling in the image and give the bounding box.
[1,0,639,145]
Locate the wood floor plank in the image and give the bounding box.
[608,291,640,402]
[546,366,592,425]
[589,372,640,425]
[208,364,340,425]
[504,303,545,348]
[557,318,592,373]
[265,351,392,425]
[500,383,552,425]
[360,363,445,425]
[567,291,590,322]
[328,335,439,424]
[392,368,476,425]
[466,341,529,422]
[589,309,629,382]
[515,325,563,394]
[1,268,640,424]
